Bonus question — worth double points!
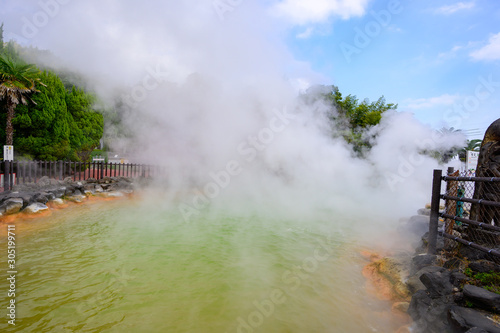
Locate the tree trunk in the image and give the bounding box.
[5,98,15,146]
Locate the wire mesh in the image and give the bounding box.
[441,169,500,263]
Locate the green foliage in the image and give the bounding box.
[307,85,397,155]
[459,139,482,161]
[4,70,103,161]
[0,30,103,161]
[66,86,104,161]
[463,268,500,295]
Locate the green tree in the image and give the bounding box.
[0,55,44,146]
[458,139,482,161]
[308,85,397,155]
[65,86,104,161]
[14,70,70,160]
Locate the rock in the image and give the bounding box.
[460,247,488,261]
[0,176,134,218]
[106,191,124,197]
[64,186,76,196]
[97,191,125,198]
[409,291,456,333]
[50,198,65,206]
[47,187,67,198]
[448,306,500,333]
[418,208,431,216]
[450,270,469,287]
[66,194,86,203]
[469,261,500,273]
[393,301,410,313]
[0,198,24,215]
[411,254,438,275]
[363,257,411,301]
[405,215,430,236]
[34,192,51,204]
[465,328,488,333]
[420,269,454,297]
[86,178,97,183]
[407,266,446,293]
[98,177,113,184]
[5,192,39,207]
[23,202,49,214]
[37,176,52,187]
[408,290,432,321]
[463,285,500,314]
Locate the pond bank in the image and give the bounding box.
[0,176,139,222]
[366,207,500,332]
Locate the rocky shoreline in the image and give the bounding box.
[0,176,137,219]
[369,208,500,333]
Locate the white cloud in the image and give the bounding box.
[470,32,500,61]
[296,27,314,39]
[270,0,370,25]
[434,1,475,15]
[437,45,463,59]
[404,94,461,110]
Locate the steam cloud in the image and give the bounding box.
[6,0,465,240]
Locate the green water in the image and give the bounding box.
[1,197,403,332]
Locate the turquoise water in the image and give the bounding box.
[0,196,402,332]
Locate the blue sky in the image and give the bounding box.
[1,0,499,140]
[275,0,500,139]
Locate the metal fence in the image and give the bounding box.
[0,160,164,192]
[428,168,500,262]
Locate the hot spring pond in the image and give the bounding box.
[1,196,406,332]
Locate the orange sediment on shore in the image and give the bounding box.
[0,192,133,225]
[360,250,413,332]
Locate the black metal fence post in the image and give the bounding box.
[428,169,443,255]
[4,160,10,191]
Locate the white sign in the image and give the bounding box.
[466,150,479,172]
[3,145,13,161]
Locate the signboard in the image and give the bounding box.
[3,145,13,161]
[466,150,479,172]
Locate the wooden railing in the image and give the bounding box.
[1,160,164,191]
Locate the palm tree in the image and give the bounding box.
[466,139,482,151]
[0,55,44,146]
[459,139,482,161]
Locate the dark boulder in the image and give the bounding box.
[450,270,469,287]
[448,306,500,333]
[409,290,457,333]
[411,254,438,274]
[463,285,500,314]
[46,187,67,198]
[469,261,500,273]
[420,269,454,297]
[465,328,488,333]
[407,266,446,293]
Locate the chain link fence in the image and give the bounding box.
[428,168,500,263]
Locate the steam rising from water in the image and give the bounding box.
[20,0,465,239]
